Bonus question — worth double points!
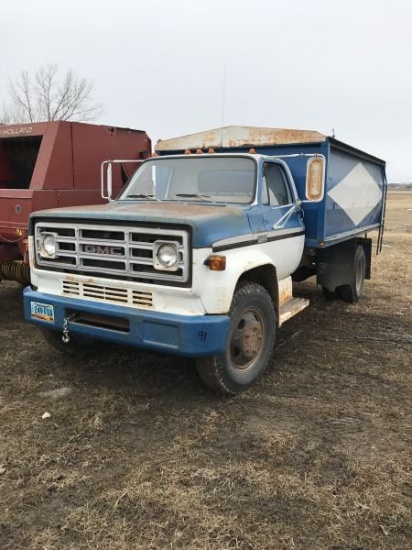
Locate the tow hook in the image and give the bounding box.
[62,313,75,343]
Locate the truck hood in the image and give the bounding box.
[31,201,253,248]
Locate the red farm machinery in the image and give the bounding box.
[0,121,151,284]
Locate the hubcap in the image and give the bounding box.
[230,309,264,370]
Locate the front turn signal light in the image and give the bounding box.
[204,255,226,271]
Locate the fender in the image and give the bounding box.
[193,242,300,315]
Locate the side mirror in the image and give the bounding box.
[305,156,325,202]
[100,159,146,202]
[100,160,113,202]
[107,162,113,199]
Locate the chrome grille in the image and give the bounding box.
[35,222,189,284]
[62,280,153,307]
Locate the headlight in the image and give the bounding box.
[154,242,179,271]
[39,232,57,259]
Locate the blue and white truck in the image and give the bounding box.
[23,126,387,394]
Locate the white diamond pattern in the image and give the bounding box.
[328,162,382,226]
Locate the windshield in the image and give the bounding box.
[118,156,256,204]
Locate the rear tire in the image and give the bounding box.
[196,283,276,395]
[337,246,366,303]
[40,327,100,356]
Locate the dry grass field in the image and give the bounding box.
[0,191,411,550]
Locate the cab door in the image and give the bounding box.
[260,161,305,278]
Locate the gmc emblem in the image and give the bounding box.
[84,245,123,255]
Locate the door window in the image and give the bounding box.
[262,163,292,206]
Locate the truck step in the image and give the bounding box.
[278,297,309,326]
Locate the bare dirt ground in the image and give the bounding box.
[0,191,411,550]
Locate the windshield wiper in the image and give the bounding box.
[124,194,158,201]
[175,193,216,203]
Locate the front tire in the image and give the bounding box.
[196,283,276,395]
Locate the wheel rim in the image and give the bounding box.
[229,307,265,371]
[355,253,365,295]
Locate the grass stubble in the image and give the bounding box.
[0,191,411,549]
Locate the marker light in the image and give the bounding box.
[306,156,325,202]
[205,255,226,271]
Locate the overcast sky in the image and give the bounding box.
[2,0,412,182]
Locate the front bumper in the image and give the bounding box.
[23,288,229,357]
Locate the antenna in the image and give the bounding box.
[220,62,227,149]
[221,62,227,127]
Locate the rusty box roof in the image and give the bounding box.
[156,125,327,151]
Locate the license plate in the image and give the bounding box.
[31,302,55,322]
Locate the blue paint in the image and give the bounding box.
[23,288,230,357]
[30,201,253,249]
[157,137,386,248]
